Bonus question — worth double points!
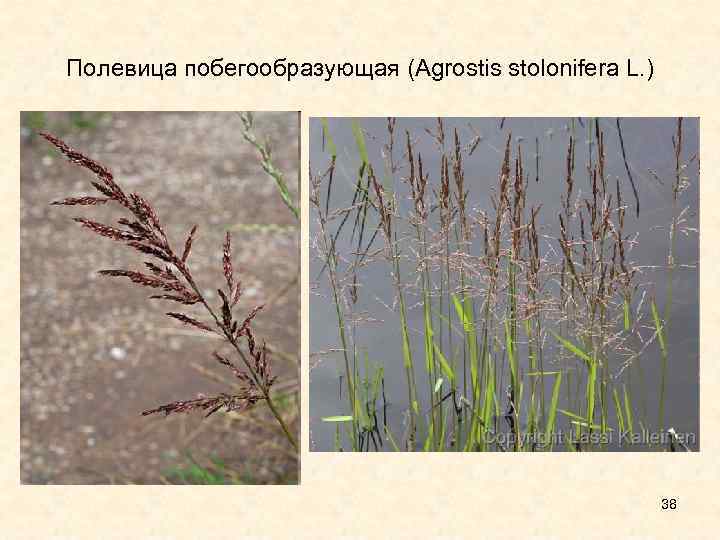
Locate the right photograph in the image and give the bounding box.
[310,117,699,452]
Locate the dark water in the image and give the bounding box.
[310,117,699,452]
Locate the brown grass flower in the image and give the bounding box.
[42,131,297,451]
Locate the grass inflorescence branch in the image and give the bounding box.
[42,131,298,452]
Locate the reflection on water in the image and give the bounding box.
[310,117,699,452]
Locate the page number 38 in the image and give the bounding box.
[661,498,678,510]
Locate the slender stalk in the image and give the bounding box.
[175,251,298,451]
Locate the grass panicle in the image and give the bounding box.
[43,131,298,452]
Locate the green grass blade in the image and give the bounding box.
[400,329,413,372]
[550,331,593,366]
[586,360,597,428]
[623,385,634,434]
[544,372,563,450]
[438,407,448,451]
[321,118,337,158]
[612,387,625,433]
[623,298,631,331]
[424,302,435,373]
[505,319,518,395]
[423,422,433,451]
[322,415,354,422]
[650,298,667,354]
[479,357,496,450]
[451,294,478,393]
[558,408,587,422]
[433,342,456,384]
[385,427,401,451]
[351,120,369,166]
[570,420,608,430]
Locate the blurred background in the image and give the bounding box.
[20,112,299,484]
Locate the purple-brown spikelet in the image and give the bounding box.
[141,392,260,418]
[223,231,234,293]
[166,312,217,334]
[51,196,110,206]
[218,289,233,329]
[98,269,187,293]
[73,218,145,242]
[125,241,174,263]
[41,131,130,207]
[149,292,201,305]
[369,166,392,240]
[181,225,198,263]
[144,262,178,281]
[117,218,151,237]
[214,352,252,384]
[236,305,264,338]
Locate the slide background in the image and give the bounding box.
[2,1,718,537]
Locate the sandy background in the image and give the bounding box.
[2,1,720,538]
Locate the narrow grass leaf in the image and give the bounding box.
[550,331,593,366]
[544,372,562,449]
[650,299,667,354]
[351,120,369,166]
[505,320,518,393]
[612,387,625,433]
[623,385,634,434]
[586,360,597,428]
[570,420,607,430]
[558,408,587,422]
[452,293,478,397]
[321,118,337,158]
[623,298,631,331]
[433,342,456,384]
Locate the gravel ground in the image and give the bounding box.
[20,112,299,484]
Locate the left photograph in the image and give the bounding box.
[20,112,299,484]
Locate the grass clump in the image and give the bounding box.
[311,117,698,452]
